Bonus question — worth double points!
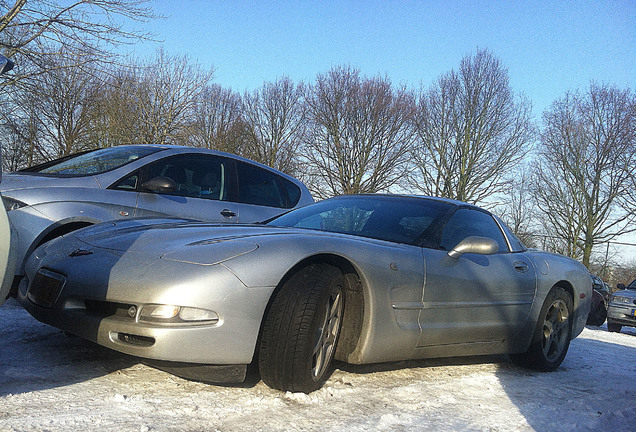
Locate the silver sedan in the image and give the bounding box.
[1,145,313,282]
[19,194,592,393]
[607,279,636,333]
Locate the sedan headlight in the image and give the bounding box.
[139,304,219,324]
[611,295,632,305]
[2,196,27,211]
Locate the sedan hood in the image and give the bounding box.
[0,173,100,193]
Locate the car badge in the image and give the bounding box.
[69,249,93,257]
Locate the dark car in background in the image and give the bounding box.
[0,145,313,283]
[607,279,636,333]
[586,274,610,326]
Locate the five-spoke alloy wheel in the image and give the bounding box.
[510,286,573,371]
[259,263,345,393]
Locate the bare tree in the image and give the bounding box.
[532,83,636,267]
[410,49,534,204]
[21,52,100,158]
[0,0,155,86]
[0,106,41,170]
[497,170,539,247]
[241,77,306,174]
[303,66,414,198]
[92,49,215,146]
[188,84,246,154]
[89,68,140,147]
[134,50,214,145]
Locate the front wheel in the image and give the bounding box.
[586,302,607,326]
[607,321,622,333]
[258,264,344,393]
[510,287,573,371]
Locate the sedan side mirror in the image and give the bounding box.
[616,283,626,290]
[141,176,177,193]
[0,54,14,75]
[448,236,499,259]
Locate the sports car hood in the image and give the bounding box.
[71,218,306,265]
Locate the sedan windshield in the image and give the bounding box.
[268,195,453,246]
[25,146,164,176]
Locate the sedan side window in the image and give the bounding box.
[440,208,509,253]
[143,155,227,200]
[236,162,289,208]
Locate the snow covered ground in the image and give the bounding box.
[1,298,634,432]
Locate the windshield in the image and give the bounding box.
[26,146,164,176]
[268,195,453,246]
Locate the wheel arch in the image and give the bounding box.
[27,219,96,261]
[552,280,574,303]
[256,253,367,364]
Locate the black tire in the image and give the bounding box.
[510,287,573,371]
[586,303,607,327]
[258,263,344,393]
[607,321,622,333]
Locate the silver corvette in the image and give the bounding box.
[19,194,592,393]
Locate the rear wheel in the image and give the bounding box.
[510,287,572,371]
[258,263,344,393]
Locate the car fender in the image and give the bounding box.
[222,232,427,364]
[525,252,592,340]
[11,199,132,274]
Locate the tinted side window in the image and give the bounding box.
[493,215,526,252]
[440,208,509,253]
[269,196,452,246]
[236,162,288,208]
[142,155,227,200]
[282,178,302,207]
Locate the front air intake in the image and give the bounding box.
[116,333,155,347]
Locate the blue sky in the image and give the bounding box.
[128,0,635,119]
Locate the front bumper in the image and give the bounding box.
[19,246,276,366]
[607,303,636,328]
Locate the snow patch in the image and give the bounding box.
[1,299,635,432]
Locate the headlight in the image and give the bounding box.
[611,296,632,304]
[139,304,219,324]
[2,196,27,211]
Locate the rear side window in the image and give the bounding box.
[236,162,296,208]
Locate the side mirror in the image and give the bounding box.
[0,54,14,75]
[141,176,177,193]
[448,236,499,259]
[616,283,626,290]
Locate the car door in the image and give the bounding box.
[125,154,240,223]
[417,208,536,347]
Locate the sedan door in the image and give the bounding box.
[417,208,536,347]
[126,154,240,223]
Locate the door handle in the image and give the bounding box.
[220,209,236,218]
[513,261,529,273]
